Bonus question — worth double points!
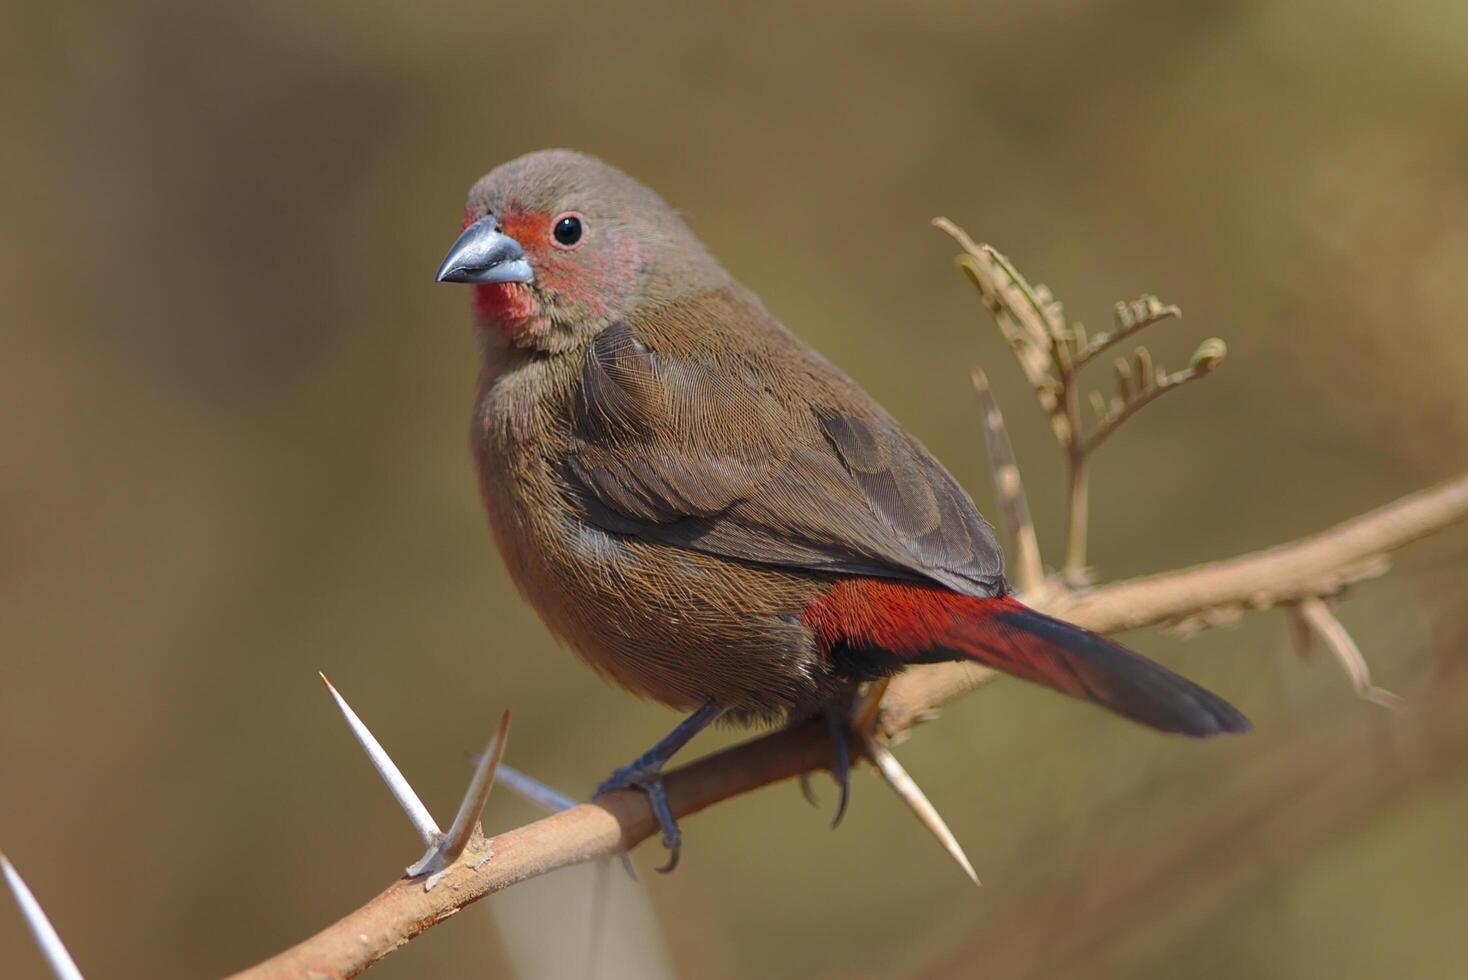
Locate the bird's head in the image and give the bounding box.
[437,150,728,352]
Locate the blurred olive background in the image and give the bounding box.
[4,1,1468,977]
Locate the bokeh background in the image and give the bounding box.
[4,2,1468,977]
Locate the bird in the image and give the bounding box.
[435,149,1248,870]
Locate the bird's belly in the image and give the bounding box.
[482,473,833,717]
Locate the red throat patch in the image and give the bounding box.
[472,282,538,327]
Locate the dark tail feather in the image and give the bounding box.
[939,599,1250,737]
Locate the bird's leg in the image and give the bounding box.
[594,700,724,873]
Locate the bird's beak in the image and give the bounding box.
[435,217,534,285]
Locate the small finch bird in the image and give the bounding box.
[437,150,1248,868]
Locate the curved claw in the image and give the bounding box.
[644,780,681,873]
[798,772,821,808]
[824,709,852,829]
[594,766,684,872]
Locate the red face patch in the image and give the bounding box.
[500,208,602,316]
[500,210,551,246]
[455,206,638,335]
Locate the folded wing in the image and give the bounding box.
[563,313,1006,597]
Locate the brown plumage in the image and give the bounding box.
[437,150,1247,863]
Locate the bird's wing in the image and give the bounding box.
[563,311,1006,597]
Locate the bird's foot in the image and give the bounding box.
[797,695,856,828]
[596,759,682,873]
[592,700,724,874]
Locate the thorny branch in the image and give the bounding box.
[8,222,1467,980]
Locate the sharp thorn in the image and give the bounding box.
[2,853,86,980]
[1297,598,1405,710]
[618,853,639,882]
[319,672,441,846]
[859,735,980,887]
[498,764,578,813]
[1287,604,1315,660]
[409,710,511,885]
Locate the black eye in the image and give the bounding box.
[552,213,583,247]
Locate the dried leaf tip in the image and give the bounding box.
[1114,294,1180,331]
[1191,337,1227,375]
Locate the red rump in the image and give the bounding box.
[800,578,1249,736]
[801,579,1021,659]
[800,579,1066,689]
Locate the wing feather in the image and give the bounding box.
[563,316,1006,596]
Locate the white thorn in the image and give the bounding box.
[1297,599,1405,710]
[319,673,441,846]
[2,854,85,980]
[859,734,981,887]
[407,710,511,889]
[498,764,577,813]
[495,767,643,879]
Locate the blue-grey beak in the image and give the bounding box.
[435,217,534,285]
